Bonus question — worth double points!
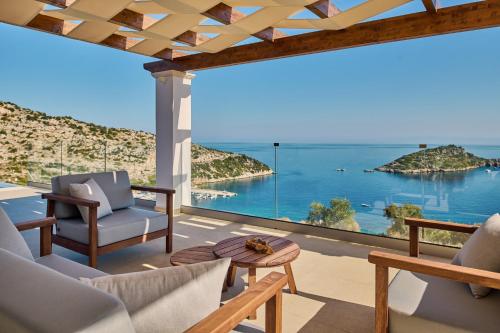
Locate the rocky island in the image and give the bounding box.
[376,145,500,174]
[0,101,272,186]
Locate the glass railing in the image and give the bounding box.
[25,140,500,248]
[191,143,500,248]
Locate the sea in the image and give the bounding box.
[192,143,500,235]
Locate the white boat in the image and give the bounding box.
[486,169,492,173]
[361,203,370,208]
[364,169,375,173]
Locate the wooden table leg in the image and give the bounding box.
[248,267,257,320]
[284,263,297,294]
[227,265,237,287]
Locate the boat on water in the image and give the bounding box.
[486,169,492,173]
[361,203,370,208]
[336,168,346,172]
[364,169,375,173]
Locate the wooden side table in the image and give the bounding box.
[170,245,229,292]
[213,235,301,319]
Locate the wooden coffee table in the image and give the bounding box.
[213,235,300,294]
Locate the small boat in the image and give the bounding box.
[486,169,492,173]
[364,169,375,173]
[336,168,346,172]
[361,203,370,208]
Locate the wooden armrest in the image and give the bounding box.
[186,272,289,333]
[16,217,57,232]
[368,251,500,289]
[405,218,478,234]
[131,185,175,195]
[369,250,500,333]
[42,193,100,208]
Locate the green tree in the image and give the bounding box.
[306,198,359,232]
[385,203,469,246]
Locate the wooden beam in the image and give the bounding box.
[252,27,286,43]
[173,30,208,46]
[203,3,245,24]
[144,0,500,72]
[100,34,128,50]
[306,0,341,18]
[422,0,440,13]
[109,8,156,31]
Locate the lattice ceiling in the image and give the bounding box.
[1,0,421,60]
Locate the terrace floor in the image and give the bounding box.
[2,190,446,333]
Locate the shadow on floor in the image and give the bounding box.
[297,291,374,333]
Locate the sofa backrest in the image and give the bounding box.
[0,207,34,261]
[0,248,135,333]
[51,171,135,219]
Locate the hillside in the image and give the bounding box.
[376,145,500,174]
[0,101,272,185]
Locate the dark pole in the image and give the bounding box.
[274,143,279,219]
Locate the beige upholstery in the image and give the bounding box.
[36,254,107,279]
[389,270,500,333]
[0,207,34,261]
[0,248,135,333]
[56,207,167,246]
[81,258,231,333]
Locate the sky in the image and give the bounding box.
[1,2,500,145]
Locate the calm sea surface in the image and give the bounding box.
[193,144,500,235]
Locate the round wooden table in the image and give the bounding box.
[170,245,218,266]
[213,235,300,295]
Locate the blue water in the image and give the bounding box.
[192,144,500,235]
[0,182,15,188]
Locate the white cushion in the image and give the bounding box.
[452,213,500,297]
[81,258,231,333]
[0,207,34,261]
[69,178,113,224]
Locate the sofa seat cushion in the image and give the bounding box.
[56,207,167,247]
[0,248,135,333]
[389,270,500,333]
[0,207,34,261]
[52,171,134,219]
[36,254,107,279]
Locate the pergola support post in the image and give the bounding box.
[152,70,195,214]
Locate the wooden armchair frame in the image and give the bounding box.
[15,216,57,257]
[368,218,494,333]
[42,185,174,268]
[187,272,289,333]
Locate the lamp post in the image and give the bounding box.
[273,143,279,219]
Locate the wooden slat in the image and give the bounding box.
[109,8,156,31]
[203,3,245,25]
[252,27,286,43]
[144,0,500,72]
[306,0,341,18]
[26,13,77,35]
[186,272,288,333]
[173,30,209,46]
[422,0,440,13]
[368,251,500,290]
[405,217,478,234]
[409,225,419,257]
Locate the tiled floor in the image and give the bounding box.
[3,192,441,333]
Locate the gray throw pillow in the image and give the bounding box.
[0,207,34,261]
[452,213,500,298]
[69,178,113,224]
[81,258,231,333]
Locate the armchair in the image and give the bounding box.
[369,218,500,333]
[42,171,175,267]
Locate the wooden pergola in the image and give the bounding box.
[2,0,500,72]
[1,0,499,210]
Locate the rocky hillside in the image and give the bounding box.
[0,101,272,185]
[376,145,500,174]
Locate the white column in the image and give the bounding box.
[152,70,195,213]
